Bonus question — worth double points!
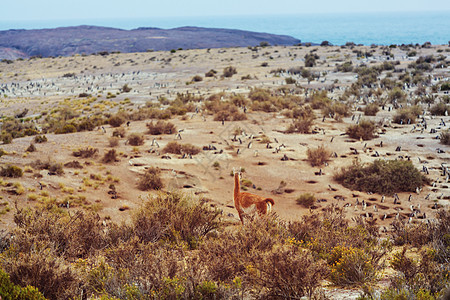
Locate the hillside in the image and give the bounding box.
[0,25,301,59]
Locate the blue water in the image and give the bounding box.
[1,11,449,46]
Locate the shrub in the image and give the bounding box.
[72,147,98,158]
[102,149,118,163]
[285,77,296,84]
[430,103,449,116]
[26,143,36,152]
[55,123,77,134]
[48,163,64,175]
[146,120,176,135]
[393,106,422,124]
[286,118,314,134]
[163,141,201,155]
[346,120,377,140]
[108,114,126,127]
[205,69,217,77]
[440,130,450,145]
[109,137,120,147]
[336,61,353,72]
[307,145,330,166]
[112,127,126,138]
[1,248,79,300]
[192,75,203,82]
[334,159,430,194]
[121,84,132,93]
[247,246,328,298]
[1,133,13,144]
[296,193,316,208]
[363,103,379,116]
[329,246,377,286]
[132,191,221,248]
[222,66,237,78]
[33,135,47,143]
[0,268,46,299]
[127,133,145,146]
[0,165,23,178]
[138,167,163,191]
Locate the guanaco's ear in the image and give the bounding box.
[232,167,236,174]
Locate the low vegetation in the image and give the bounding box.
[307,145,330,167]
[146,120,176,135]
[334,159,430,194]
[137,167,164,190]
[346,120,377,140]
[163,141,201,155]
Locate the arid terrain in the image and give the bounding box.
[0,43,448,299]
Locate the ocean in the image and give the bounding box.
[1,11,449,46]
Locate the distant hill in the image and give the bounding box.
[0,25,301,59]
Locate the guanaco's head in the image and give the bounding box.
[232,167,242,179]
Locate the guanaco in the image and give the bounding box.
[233,169,275,224]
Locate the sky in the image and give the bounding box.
[4,0,450,21]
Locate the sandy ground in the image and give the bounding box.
[0,44,448,232]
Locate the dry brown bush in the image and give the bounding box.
[112,127,126,138]
[307,145,330,166]
[108,136,119,147]
[137,167,163,191]
[72,147,98,158]
[163,141,201,155]
[146,120,176,135]
[102,149,119,163]
[127,132,145,146]
[346,120,377,140]
[108,113,126,127]
[286,117,314,134]
[247,246,328,299]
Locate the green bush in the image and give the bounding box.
[55,123,77,134]
[296,193,316,208]
[329,246,377,286]
[0,268,46,300]
[334,159,430,194]
[346,120,377,140]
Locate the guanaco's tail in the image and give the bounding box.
[264,198,275,206]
